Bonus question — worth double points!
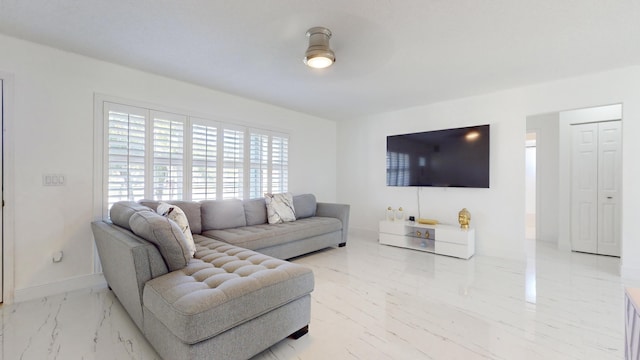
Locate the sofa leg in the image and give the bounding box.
[288,325,309,340]
[338,242,346,247]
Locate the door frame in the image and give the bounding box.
[1,72,15,304]
[558,104,622,254]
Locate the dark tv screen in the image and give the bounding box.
[386,125,490,188]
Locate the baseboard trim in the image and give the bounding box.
[14,273,107,303]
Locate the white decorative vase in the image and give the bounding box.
[386,207,395,221]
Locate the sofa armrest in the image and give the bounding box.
[316,202,350,245]
[91,221,168,330]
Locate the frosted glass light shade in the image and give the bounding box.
[305,55,334,69]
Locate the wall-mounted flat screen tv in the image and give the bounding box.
[386,125,490,188]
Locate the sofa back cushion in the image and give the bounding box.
[110,201,153,230]
[201,199,247,230]
[243,198,267,226]
[129,211,192,271]
[139,200,202,234]
[293,194,317,219]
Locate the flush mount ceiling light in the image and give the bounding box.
[304,26,335,69]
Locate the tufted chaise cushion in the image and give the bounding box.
[142,235,315,344]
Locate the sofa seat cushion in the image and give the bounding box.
[201,216,342,251]
[142,237,314,344]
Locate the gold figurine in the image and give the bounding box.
[458,208,471,229]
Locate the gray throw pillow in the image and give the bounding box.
[129,211,192,271]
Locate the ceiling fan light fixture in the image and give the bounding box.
[304,26,335,69]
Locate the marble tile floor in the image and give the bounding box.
[1,233,637,360]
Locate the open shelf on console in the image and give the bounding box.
[378,220,475,259]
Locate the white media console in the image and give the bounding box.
[378,220,475,259]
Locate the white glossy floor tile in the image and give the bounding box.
[1,234,635,359]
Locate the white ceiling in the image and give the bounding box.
[1,0,640,121]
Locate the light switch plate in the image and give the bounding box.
[43,174,66,186]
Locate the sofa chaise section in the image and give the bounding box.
[142,236,314,360]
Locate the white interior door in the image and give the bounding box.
[571,123,598,253]
[596,121,621,256]
[570,121,621,256]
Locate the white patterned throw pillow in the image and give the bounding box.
[157,202,196,256]
[265,192,296,224]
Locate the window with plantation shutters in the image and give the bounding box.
[98,97,289,218]
[191,122,217,201]
[105,103,147,210]
[222,128,244,199]
[152,111,185,200]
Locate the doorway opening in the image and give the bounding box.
[525,104,622,257]
[525,132,537,240]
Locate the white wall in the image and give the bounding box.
[526,113,559,244]
[337,67,640,279]
[0,34,337,301]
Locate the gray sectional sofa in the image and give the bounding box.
[91,194,350,360]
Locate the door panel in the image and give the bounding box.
[571,123,598,253]
[597,121,621,256]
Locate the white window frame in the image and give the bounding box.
[93,94,290,220]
